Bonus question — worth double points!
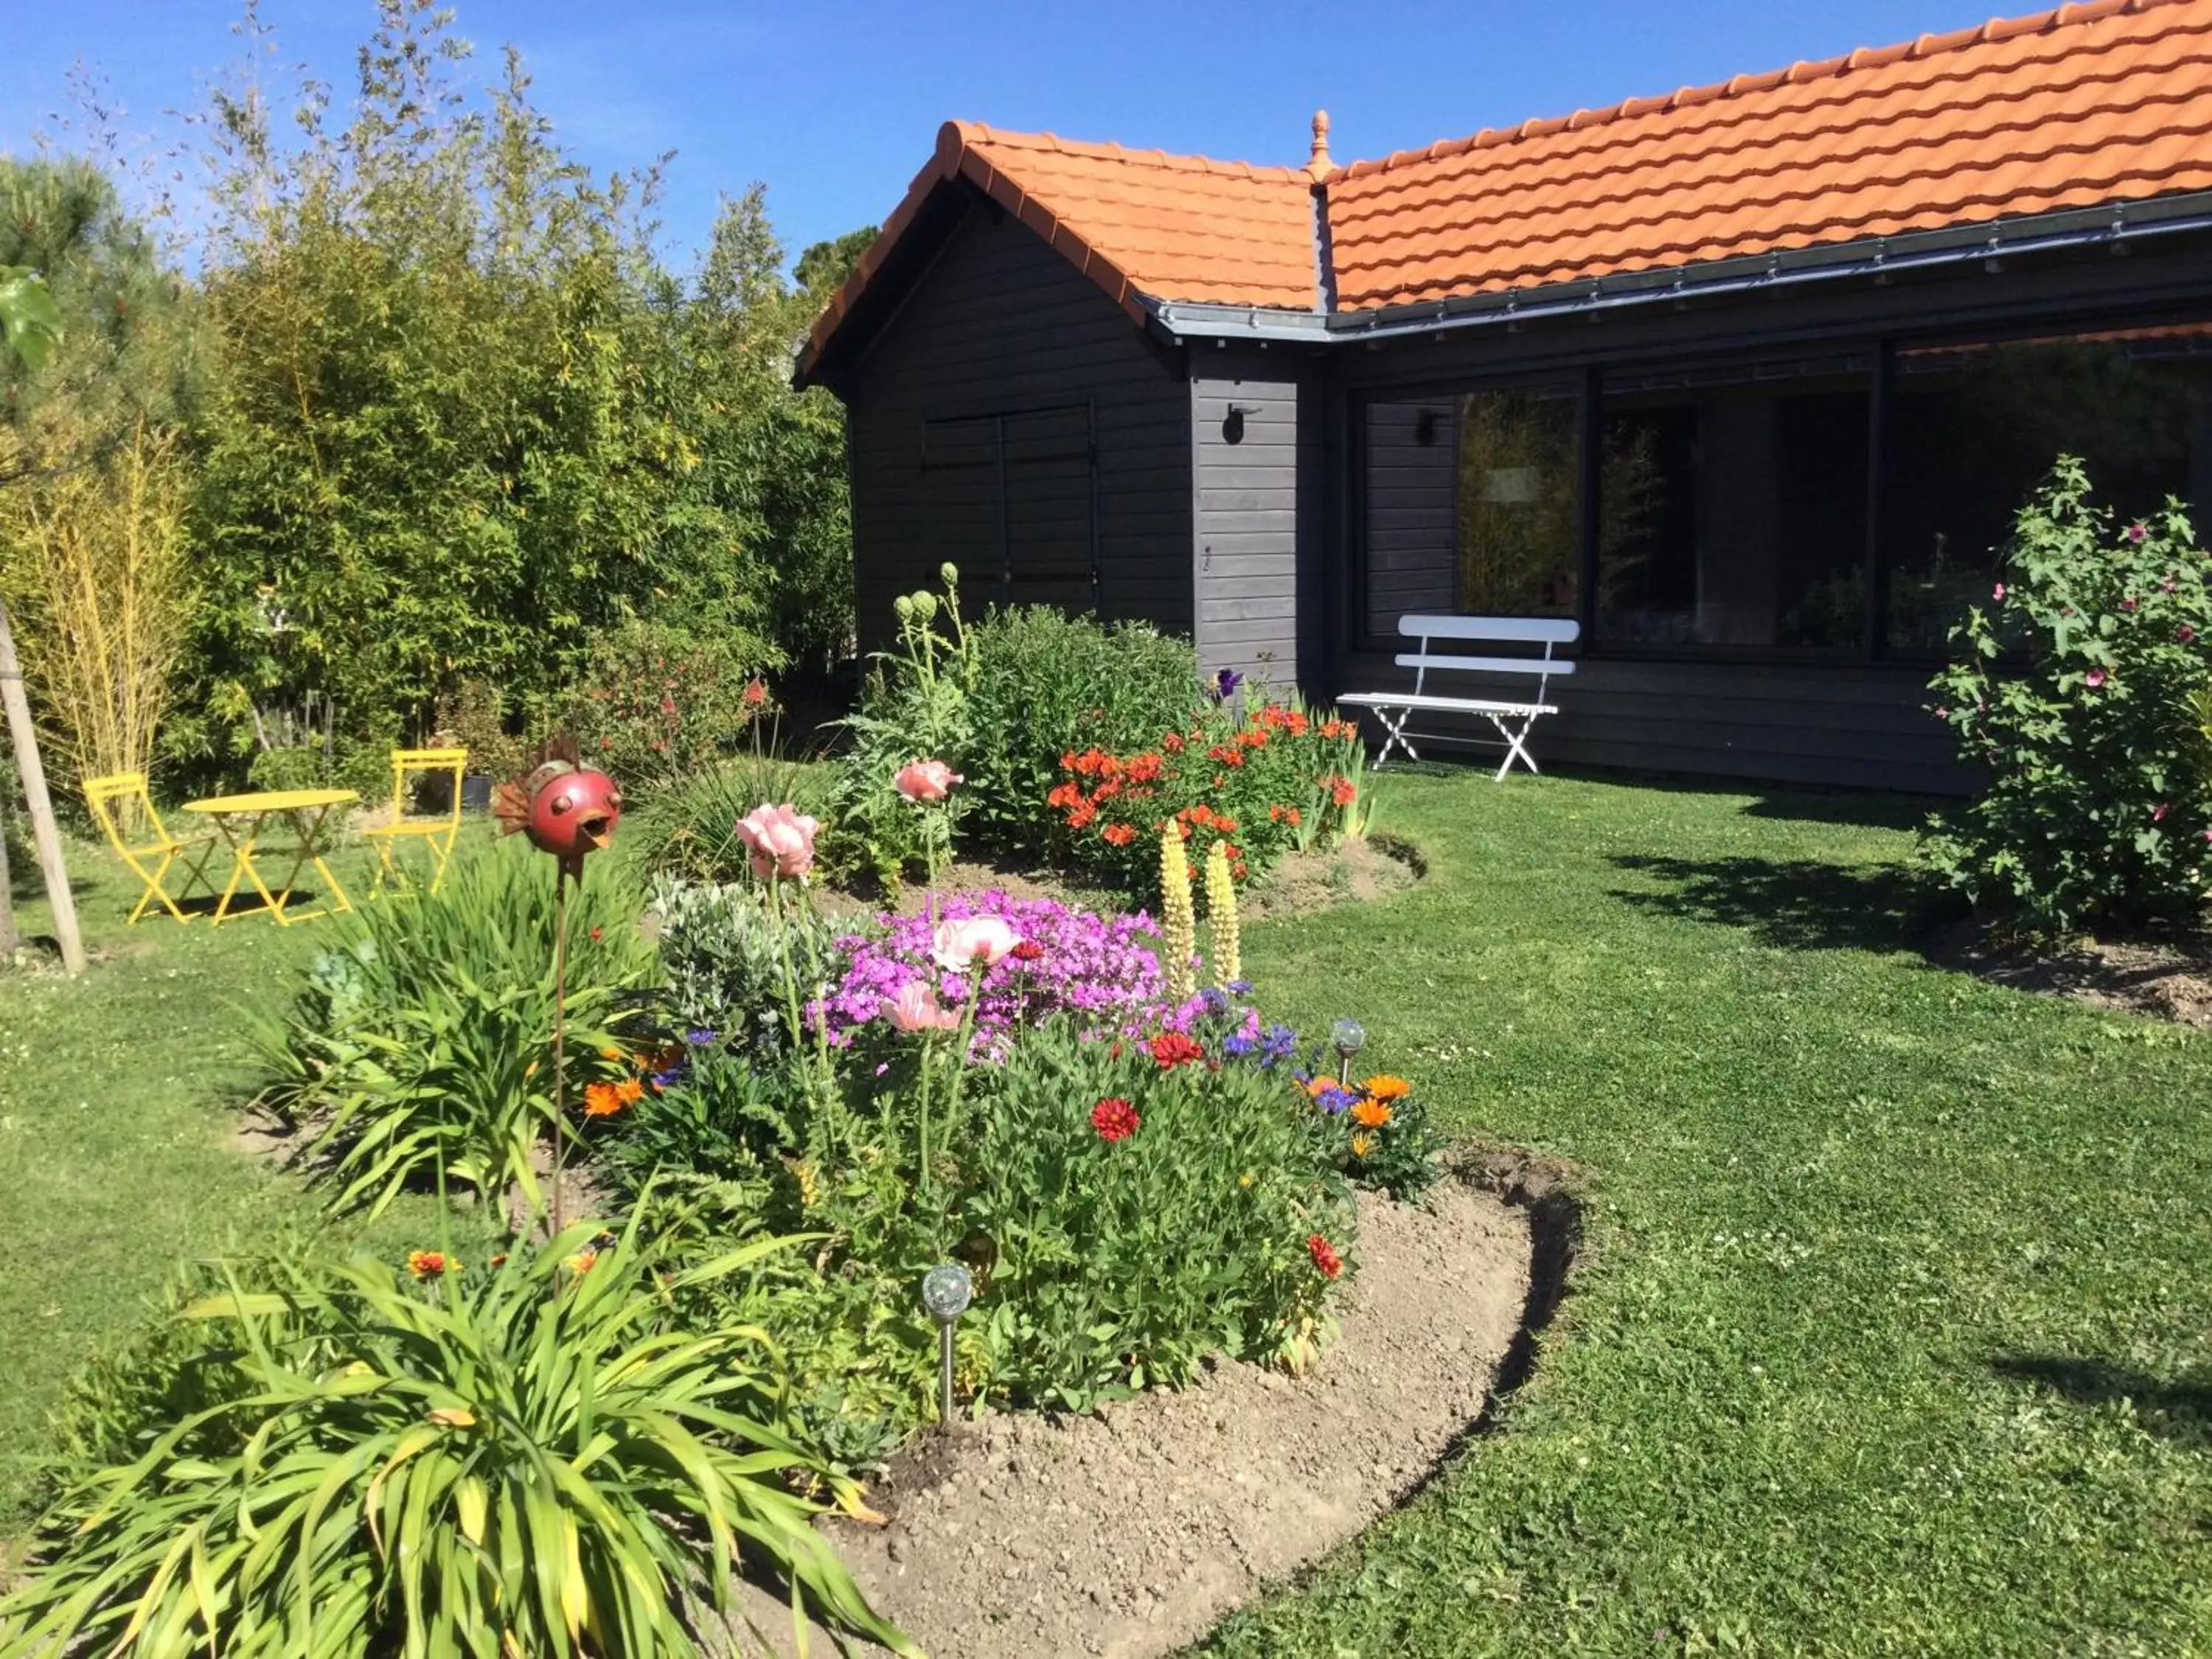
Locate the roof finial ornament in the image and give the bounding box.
[1305,109,1333,181]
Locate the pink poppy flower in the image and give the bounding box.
[932,915,1021,973]
[895,759,961,802]
[734,803,819,880]
[884,980,961,1033]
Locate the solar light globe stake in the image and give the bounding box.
[1332,1016,1366,1086]
[920,1263,973,1427]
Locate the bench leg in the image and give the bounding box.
[1368,706,1420,768]
[1487,712,1542,780]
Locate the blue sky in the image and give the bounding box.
[2,0,2006,271]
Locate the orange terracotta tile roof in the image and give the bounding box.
[1325,0,2212,311]
[804,120,1320,361]
[806,0,2212,365]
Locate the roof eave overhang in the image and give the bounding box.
[796,122,1163,389]
[1152,189,2212,350]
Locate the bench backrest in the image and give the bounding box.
[1397,614,1580,704]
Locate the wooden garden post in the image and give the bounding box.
[0,594,85,973]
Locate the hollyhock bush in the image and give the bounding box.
[809,889,1165,1051]
[1925,456,2212,931]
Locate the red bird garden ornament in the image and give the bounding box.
[492,741,623,883]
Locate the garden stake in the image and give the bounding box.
[490,740,623,1234]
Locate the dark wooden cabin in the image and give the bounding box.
[796,0,2212,793]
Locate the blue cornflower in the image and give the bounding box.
[684,1027,717,1047]
[650,1066,688,1090]
[1222,1032,1256,1057]
[1315,1085,1356,1115]
[1225,979,1254,996]
[1258,1023,1298,1068]
[1200,985,1231,1015]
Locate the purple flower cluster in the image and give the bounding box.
[810,890,1165,1050]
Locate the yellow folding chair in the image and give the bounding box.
[364,747,468,896]
[83,772,218,924]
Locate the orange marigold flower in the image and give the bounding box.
[583,1081,627,1118]
[1364,1074,1413,1101]
[1102,822,1137,846]
[407,1250,455,1279]
[1352,1097,1394,1128]
[615,1077,646,1106]
[565,1250,598,1276]
[1304,1075,1337,1100]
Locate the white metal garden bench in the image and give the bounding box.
[1338,615,1579,779]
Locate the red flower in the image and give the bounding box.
[1163,732,1184,754]
[1091,1096,1140,1142]
[1307,1234,1343,1279]
[1329,776,1356,808]
[1047,782,1081,809]
[1102,822,1137,846]
[1069,800,1099,830]
[1149,1032,1205,1068]
[1010,939,1044,961]
[742,678,769,706]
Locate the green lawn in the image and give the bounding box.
[0,839,431,1529]
[4,773,2210,1653]
[1211,771,2212,1657]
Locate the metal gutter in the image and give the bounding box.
[1150,191,2212,349]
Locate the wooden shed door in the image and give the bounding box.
[922,404,1097,610]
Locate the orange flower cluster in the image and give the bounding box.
[582,1042,681,1119]
[1046,700,1365,886]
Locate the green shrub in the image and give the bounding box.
[647,874,839,1052]
[1924,456,2212,932]
[0,1209,914,1658]
[561,617,780,794]
[959,1015,1353,1411]
[961,605,1203,854]
[254,840,655,1216]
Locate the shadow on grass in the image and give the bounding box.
[1607,852,1961,953]
[1990,1354,2212,1447]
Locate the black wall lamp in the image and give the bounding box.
[1222,402,1262,443]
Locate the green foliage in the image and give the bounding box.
[0,1209,915,1658]
[961,604,1205,852]
[0,266,62,375]
[1924,456,2212,932]
[255,841,655,1215]
[831,570,976,886]
[960,1018,1352,1411]
[647,874,838,1054]
[559,617,777,794]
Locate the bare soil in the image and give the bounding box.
[732,1169,1530,1659]
[1932,919,2212,1028]
[1239,834,1423,923]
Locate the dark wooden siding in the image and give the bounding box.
[1361,399,1457,638]
[842,194,1192,653]
[1192,371,1298,686]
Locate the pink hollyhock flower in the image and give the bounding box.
[1992,582,2006,602]
[2121,597,2139,613]
[895,759,961,802]
[2154,803,2170,823]
[884,981,961,1033]
[2180,625,2199,644]
[2126,522,2148,543]
[2085,668,2107,689]
[932,914,1021,972]
[734,803,819,880]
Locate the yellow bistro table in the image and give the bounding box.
[183,787,360,926]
